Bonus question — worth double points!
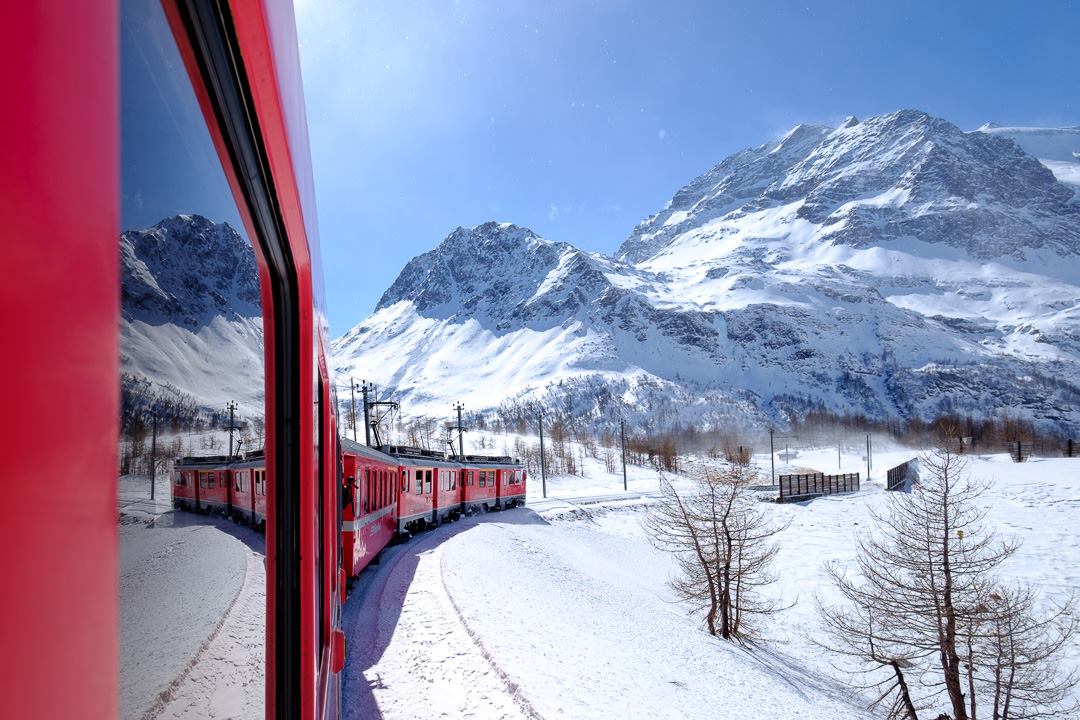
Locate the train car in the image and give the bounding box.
[173,456,232,515]
[2,1,346,717]
[340,439,398,577]
[387,446,461,533]
[458,457,501,513]
[230,450,268,528]
[480,457,527,509]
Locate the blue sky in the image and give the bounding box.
[296,0,1078,334]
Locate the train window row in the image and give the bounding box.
[412,469,434,495]
[362,467,396,513]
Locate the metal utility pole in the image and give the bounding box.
[769,427,776,486]
[149,412,158,501]
[538,412,547,499]
[866,434,871,480]
[350,378,358,441]
[226,400,241,459]
[453,402,466,458]
[362,381,371,446]
[620,418,628,492]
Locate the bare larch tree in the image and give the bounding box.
[645,459,784,641]
[819,443,1076,720]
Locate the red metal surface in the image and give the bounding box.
[227,0,340,714]
[397,464,436,531]
[341,451,397,577]
[461,467,499,510]
[0,3,119,718]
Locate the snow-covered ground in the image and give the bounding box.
[119,477,264,720]
[340,442,1080,719]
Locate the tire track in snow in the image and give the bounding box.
[436,542,547,720]
[343,516,529,720]
[144,547,264,720]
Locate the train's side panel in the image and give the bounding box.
[173,469,197,510]
[462,467,498,510]
[492,466,526,507]
[0,3,119,717]
[341,450,397,577]
[434,466,462,523]
[397,461,435,532]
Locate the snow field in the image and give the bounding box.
[119,479,265,720]
[341,439,1080,718]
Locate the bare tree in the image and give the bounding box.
[817,570,925,719]
[818,443,1021,719]
[973,584,1078,720]
[645,460,785,640]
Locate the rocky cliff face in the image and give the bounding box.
[338,110,1080,432]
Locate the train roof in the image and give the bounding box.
[175,455,231,467]
[339,436,396,464]
[459,454,521,467]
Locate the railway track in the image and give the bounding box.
[525,490,663,513]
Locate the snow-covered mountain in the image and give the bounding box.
[121,214,264,415]
[333,109,1080,432]
[976,122,1080,196]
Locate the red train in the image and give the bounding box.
[173,440,527,581]
[174,451,268,527]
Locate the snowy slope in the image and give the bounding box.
[333,110,1080,431]
[342,510,872,720]
[341,448,1080,719]
[121,214,264,416]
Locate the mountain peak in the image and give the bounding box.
[619,108,1079,264]
[375,222,582,318]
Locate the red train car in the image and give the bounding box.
[172,456,232,515]
[389,447,460,533]
[492,459,528,508]
[2,1,346,717]
[459,458,500,513]
[230,450,268,528]
[340,439,398,577]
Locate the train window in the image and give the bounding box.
[119,0,267,716]
[415,469,422,494]
[425,470,433,494]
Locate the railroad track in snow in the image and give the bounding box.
[525,490,663,513]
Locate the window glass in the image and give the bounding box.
[425,470,432,494]
[118,0,266,716]
[415,469,422,494]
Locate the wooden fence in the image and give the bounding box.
[886,458,917,491]
[778,472,859,502]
